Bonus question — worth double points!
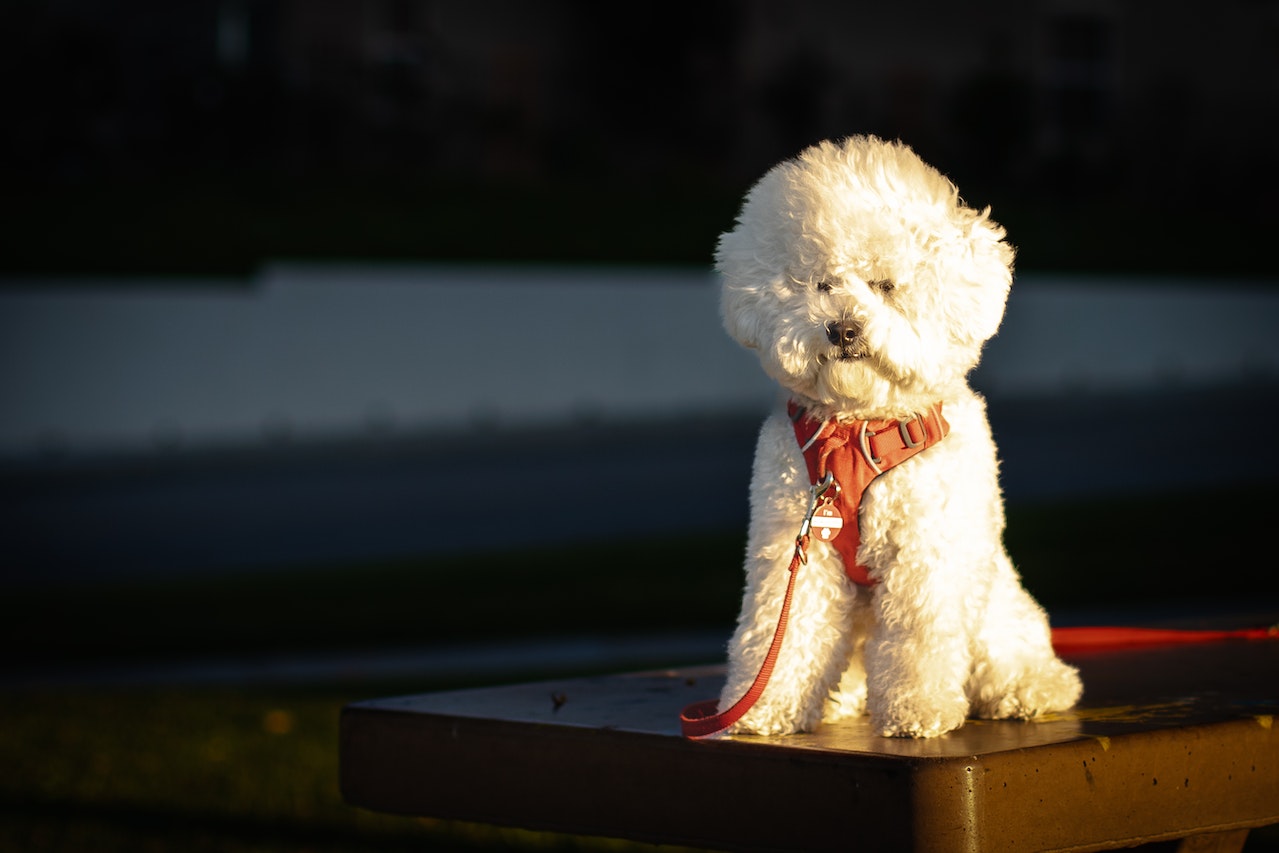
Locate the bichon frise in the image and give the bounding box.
[689,136,1081,738]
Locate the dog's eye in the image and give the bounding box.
[816,280,834,293]
[870,279,895,294]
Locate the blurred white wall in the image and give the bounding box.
[2,264,1277,459]
[977,273,1279,396]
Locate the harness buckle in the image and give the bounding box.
[898,413,926,448]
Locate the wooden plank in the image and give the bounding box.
[341,639,1279,852]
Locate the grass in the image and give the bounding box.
[0,686,685,852]
[2,483,1277,851]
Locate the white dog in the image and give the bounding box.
[703,136,1081,738]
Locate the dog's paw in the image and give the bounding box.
[978,659,1083,720]
[871,692,968,738]
[876,709,967,739]
[729,704,823,736]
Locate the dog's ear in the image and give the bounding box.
[955,210,1016,344]
[718,279,763,350]
[714,228,764,350]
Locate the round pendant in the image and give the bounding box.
[811,504,843,541]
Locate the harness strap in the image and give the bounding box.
[790,401,950,586]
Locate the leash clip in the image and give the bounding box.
[797,471,839,539]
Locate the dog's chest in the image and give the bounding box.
[786,402,951,586]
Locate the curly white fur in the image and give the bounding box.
[716,136,1081,738]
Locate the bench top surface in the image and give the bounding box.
[341,637,1279,852]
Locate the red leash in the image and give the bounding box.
[1047,625,1278,655]
[679,535,807,738]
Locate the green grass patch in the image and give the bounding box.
[0,686,704,852]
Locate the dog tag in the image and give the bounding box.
[810,503,843,541]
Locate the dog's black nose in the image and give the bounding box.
[826,320,861,346]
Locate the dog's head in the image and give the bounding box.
[716,136,1014,415]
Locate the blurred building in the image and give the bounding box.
[7,0,1277,208]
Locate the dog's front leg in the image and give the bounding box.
[719,414,857,735]
[721,542,856,735]
[863,565,973,738]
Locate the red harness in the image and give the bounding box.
[788,400,950,586]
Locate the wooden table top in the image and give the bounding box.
[342,637,1279,852]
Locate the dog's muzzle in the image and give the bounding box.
[826,319,869,360]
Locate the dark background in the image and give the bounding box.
[3,0,1278,608]
[4,0,1278,277]
[3,7,1279,851]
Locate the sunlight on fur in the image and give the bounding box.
[714,136,1081,738]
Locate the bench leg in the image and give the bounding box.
[1173,828,1250,853]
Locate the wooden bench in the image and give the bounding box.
[340,635,1279,852]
